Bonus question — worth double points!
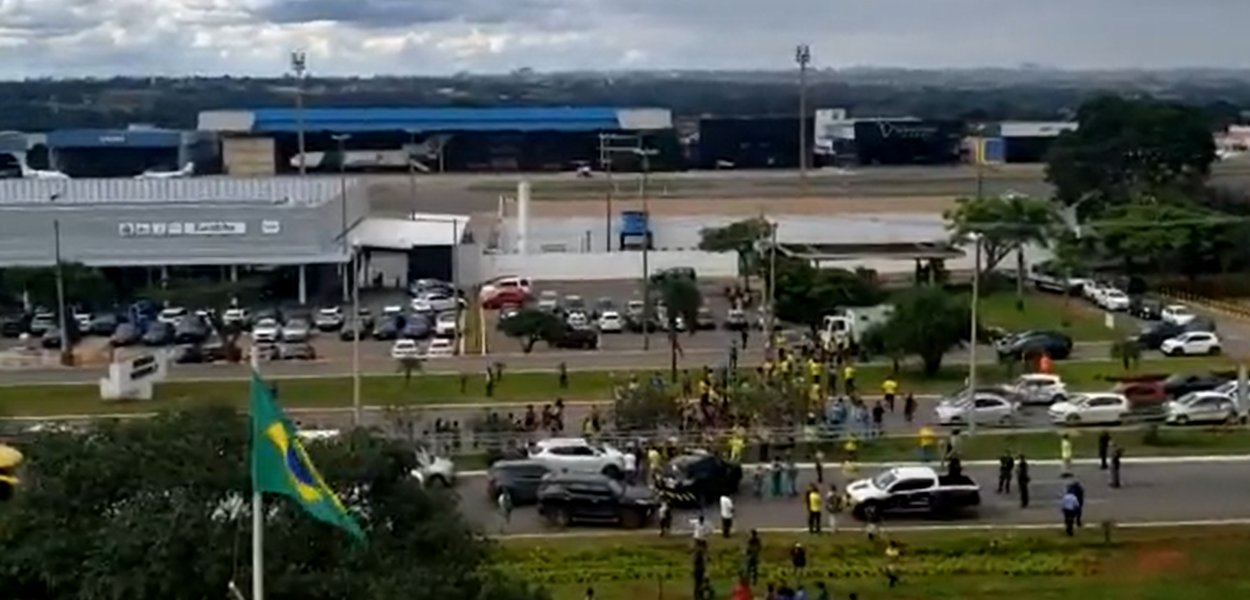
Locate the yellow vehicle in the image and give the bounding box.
[0,443,22,501]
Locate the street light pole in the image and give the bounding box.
[637,148,655,352]
[968,233,982,435]
[332,134,351,302]
[795,43,812,193]
[350,242,362,427]
[290,51,308,176]
[53,218,70,365]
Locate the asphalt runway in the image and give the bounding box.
[461,461,1250,534]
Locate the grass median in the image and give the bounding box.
[0,356,1235,417]
[497,525,1250,600]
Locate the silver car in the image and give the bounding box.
[280,318,312,342]
[411,449,457,487]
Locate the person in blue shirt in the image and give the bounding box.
[1060,491,1081,536]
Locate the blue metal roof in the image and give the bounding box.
[47,129,183,149]
[249,107,626,133]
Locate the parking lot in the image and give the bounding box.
[480,277,755,356]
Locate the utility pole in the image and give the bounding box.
[290,51,308,175]
[599,133,646,252]
[333,134,351,301]
[795,43,812,194]
[637,148,656,351]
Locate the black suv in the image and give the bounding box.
[487,459,551,505]
[537,473,657,528]
[656,452,743,506]
[547,326,599,350]
[995,330,1073,360]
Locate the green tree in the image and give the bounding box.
[876,287,971,376]
[1046,95,1217,216]
[0,407,547,600]
[1,264,113,309]
[697,216,774,292]
[773,261,885,333]
[651,272,702,381]
[944,195,1060,302]
[611,383,684,431]
[1097,199,1217,273]
[497,308,564,354]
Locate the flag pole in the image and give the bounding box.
[251,349,265,600]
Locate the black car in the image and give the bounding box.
[995,330,1073,360]
[173,342,227,364]
[1136,319,1217,350]
[536,473,657,528]
[486,459,551,505]
[1163,372,1228,399]
[1129,297,1163,320]
[142,322,175,346]
[372,316,402,341]
[174,316,211,344]
[0,314,25,338]
[547,326,599,350]
[656,452,744,506]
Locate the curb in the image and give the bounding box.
[496,518,1250,540]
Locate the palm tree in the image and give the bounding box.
[651,273,703,381]
[1001,194,1061,309]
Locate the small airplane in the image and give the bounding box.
[135,162,195,179]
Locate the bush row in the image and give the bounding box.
[498,553,1088,584]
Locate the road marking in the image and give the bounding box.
[457,454,1250,478]
[495,517,1250,540]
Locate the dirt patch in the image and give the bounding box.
[1130,547,1188,578]
[507,195,958,218]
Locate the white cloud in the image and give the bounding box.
[0,0,1245,77]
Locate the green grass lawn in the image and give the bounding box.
[975,291,1125,342]
[0,357,1234,416]
[498,526,1250,600]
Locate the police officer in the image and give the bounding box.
[1098,430,1112,470]
[1065,476,1085,527]
[997,450,1014,494]
[1110,443,1124,488]
[1017,454,1031,508]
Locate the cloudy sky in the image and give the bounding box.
[0,0,1244,77]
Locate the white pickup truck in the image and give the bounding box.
[845,466,982,520]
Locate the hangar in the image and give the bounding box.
[39,128,220,178]
[197,107,680,176]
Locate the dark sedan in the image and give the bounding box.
[995,330,1073,360]
[655,452,743,507]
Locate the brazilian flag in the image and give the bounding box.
[250,372,365,541]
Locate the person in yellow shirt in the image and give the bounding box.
[918,426,936,463]
[881,377,898,413]
[1060,433,1073,476]
[842,437,860,479]
[728,433,745,463]
[842,364,856,395]
[805,484,823,533]
[646,447,663,485]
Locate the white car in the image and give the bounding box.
[1161,304,1197,325]
[391,339,423,360]
[1165,391,1242,425]
[280,319,312,342]
[158,307,187,325]
[598,311,624,333]
[566,311,589,329]
[1160,331,1221,356]
[1100,290,1131,311]
[1048,393,1131,426]
[411,449,457,487]
[1007,373,1068,405]
[434,312,458,337]
[222,308,251,326]
[412,291,459,314]
[537,290,559,311]
[251,318,281,343]
[426,337,455,357]
[382,305,404,317]
[529,437,628,478]
[934,393,1018,426]
[478,275,532,303]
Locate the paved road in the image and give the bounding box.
[0,341,1117,385]
[462,461,1250,534]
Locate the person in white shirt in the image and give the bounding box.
[691,514,710,544]
[623,452,637,484]
[719,494,735,538]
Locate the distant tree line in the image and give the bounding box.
[4,76,1250,131]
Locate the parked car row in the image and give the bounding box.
[932,372,1248,428]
